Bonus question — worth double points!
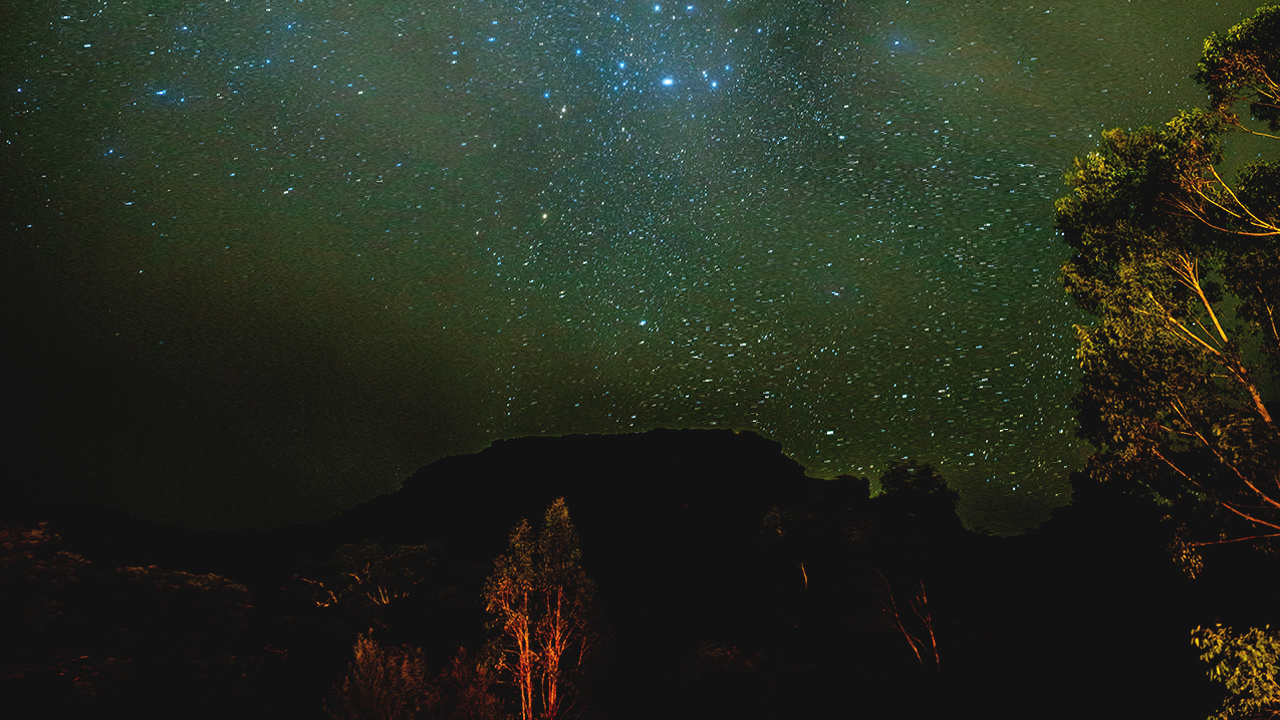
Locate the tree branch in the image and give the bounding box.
[1207,163,1280,234]
[1219,502,1280,533]
[1188,532,1280,547]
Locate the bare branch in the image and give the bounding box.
[1188,533,1280,547]
[1208,163,1280,234]
[1261,291,1280,349]
[1220,502,1280,533]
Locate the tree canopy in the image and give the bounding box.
[1056,5,1280,566]
[1058,6,1280,718]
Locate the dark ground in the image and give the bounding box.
[2,428,1260,719]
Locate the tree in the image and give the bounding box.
[1192,624,1280,720]
[1058,6,1280,718]
[436,647,504,720]
[482,498,598,720]
[1056,4,1280,567]
[296,541,438,630]
[875,570,940,671]
[877,461,958,508]
[329,632,435,720]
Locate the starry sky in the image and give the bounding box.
[3,0,1265,533]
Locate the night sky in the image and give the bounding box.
[3,0,1263,533]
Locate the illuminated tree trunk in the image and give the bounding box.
[485,520,538,720]
[540,586,566,720]
[877,571,940,670]
[512,586,535,720]
[484,499,597,720]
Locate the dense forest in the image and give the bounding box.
[6,5,1280,719]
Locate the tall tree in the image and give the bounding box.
[1056,5,1280,567]
[1058,6,1280,718]
[483,498,598,720]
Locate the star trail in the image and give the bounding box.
[4,0,1263,532]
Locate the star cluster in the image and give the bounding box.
[6,0,1262,532]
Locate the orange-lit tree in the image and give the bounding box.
[329,632,433,720]
[1057,5,1280,719]
[483,498,598,720]
[876,571,940,670]
[1056,5,1280,569]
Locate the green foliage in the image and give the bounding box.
[1056,4,1280,554]
[1192,624,1280,720]
[1061,7,1280,716]
[1195,4,1280,130]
